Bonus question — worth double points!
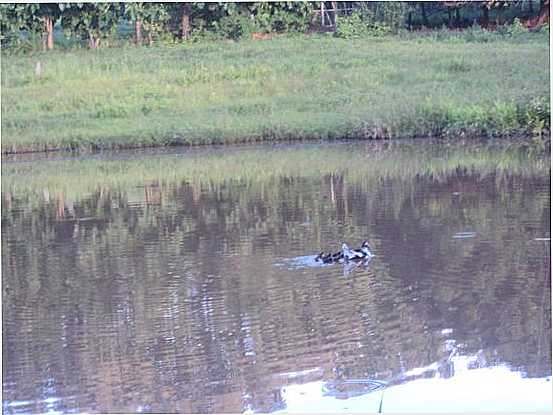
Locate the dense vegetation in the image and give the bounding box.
[0,1,548,50]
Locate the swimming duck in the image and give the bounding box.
[357,240,374,258]
[342,241,374,261]
[315,250,343,264]
[316,241,373,264]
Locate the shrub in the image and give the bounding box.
[357,1,407,32]
[336,11,394,38]
[189,19,221,42]
[268,6,312,33]
[525,97,551,137]
[212,12,256,40]
[504,17,528,36]
[336,12,369,39]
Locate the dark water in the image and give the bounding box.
[2,141,551,413]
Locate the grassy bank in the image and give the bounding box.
[1,31,550,153]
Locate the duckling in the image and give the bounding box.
[315,250,343,264]
[327,251,343,263]
[315,252,326,262]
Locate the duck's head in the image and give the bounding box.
[360,240,374,257]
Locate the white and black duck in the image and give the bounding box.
[315,241,373,264]
[342,240,373,261]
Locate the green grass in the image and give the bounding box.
[1,31,550,153]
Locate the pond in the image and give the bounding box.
[2,139,551,413]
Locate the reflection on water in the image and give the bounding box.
[280,359,552,413]
[2,140,551,413]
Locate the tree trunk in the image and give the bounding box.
[135,19,142,45]
[538,0,550,24]
[447,8,452,27]
[527,0,549,27]
[481,4,489,27]
[407,11,412,30]
[89,11,101,49]
[529,0,534,13]
[455,8,461,27]
[89,35,100,49]
[44,16,54,50]
[331,1,337,31]
[180,3,191,40]
[420,2,428,27]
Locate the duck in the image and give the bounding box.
[316,240,373,264]
[315,250,343,264]
[357,240,374,258]
[342,241,374,261]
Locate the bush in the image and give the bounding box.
[212,12,256,40]
[189,19,221,42]
[248,2,314,34]
[336,11,394,39]
[501,17,529,36]
[336,12,370,39]
[358,1,407,32]
[525,97,551,137]
[268,6,312,33]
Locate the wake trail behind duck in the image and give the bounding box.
[274,255,331,269]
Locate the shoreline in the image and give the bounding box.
[1,131,548,157]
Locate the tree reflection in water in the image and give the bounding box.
[2,141,550,413]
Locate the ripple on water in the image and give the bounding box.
[1,140,550,413]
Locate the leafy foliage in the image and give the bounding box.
[0,1,547,49]
[355,1,408,32]
[336,11,394,38]
[335,12,371,38]
[504,17,529,35]
[60,3,124,48]
[0,3,33,47]
[124,2,171,44]
[0,3,62,49]
[212,12,256,40]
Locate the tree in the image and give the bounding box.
[481,1,490,27]
[124,3,170,45]
[0,3,61,50]
[0,4,29,47]
[526,0,550,27]
[34,4,62,50]
[180,3,192,40]
[419,2,429,27]
[60,3,123,49]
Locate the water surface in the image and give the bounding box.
[2,140,551,413]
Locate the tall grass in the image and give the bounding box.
[1,31,550,153]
